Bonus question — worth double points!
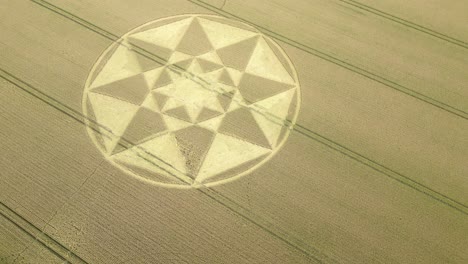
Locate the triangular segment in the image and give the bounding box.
[153,68,173,89]
[219,108,271,149]
[88,93,139,153]
[174,126,216,178]
[197,51,222,64]
[90,45,142,88]
[112,133,191,183]
[217,36,259,70]
[127,38,173,62]
[153,92,169,110]
[165,106,192,123]
[169,51,193,64]
[198,17,258,49]
[197,114,224,131]
[197,133,270,182]
[187,59,204,75]
[185,104,203,123]
[217,91,234,111]
[198,59,223,72]
[176,18,214,56]
[161,98,183,111]
[127,51,163,72]
[91,74,149,105]
[173,58,194,71]
[264,37,295,79]
[238,73,295,104]
[196,107,223,123]
[118,108,167,146]
[250,89,296,147]
[128,17,192,50]
[218,69,236,86]
[245,37,295,84]
[205,97,226,113]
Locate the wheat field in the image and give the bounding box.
[0,0,467,263]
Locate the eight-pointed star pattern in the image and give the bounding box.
[83,15,300,187]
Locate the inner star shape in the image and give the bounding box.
[157,59,228,123]
[83,14,301,188]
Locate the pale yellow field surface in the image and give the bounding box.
[0,0,467,263]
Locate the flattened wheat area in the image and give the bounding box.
[0,0,467,263]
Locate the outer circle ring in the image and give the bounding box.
[82,14,302,189]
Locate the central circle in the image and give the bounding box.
[83,14,301,188]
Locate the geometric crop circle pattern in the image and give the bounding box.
[83,14,301,188]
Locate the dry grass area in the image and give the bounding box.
[0,0,467,263]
